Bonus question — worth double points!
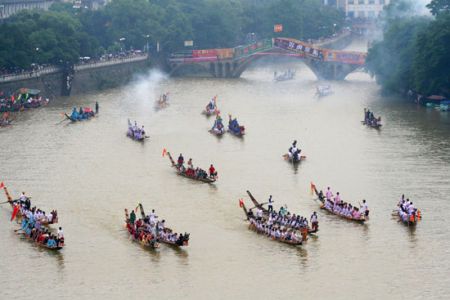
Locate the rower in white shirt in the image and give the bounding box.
[325,187,333,201]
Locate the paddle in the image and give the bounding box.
[55,113,69,125]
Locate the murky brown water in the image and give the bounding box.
[1,40,450,299]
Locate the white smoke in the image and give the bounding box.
[124,68,168,111]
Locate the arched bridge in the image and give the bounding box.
[168,38,367,80]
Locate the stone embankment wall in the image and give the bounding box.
[0,56,150,97]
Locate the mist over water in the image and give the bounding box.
[0,39,449,299]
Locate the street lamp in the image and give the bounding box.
[119,37,126,52]
[144,34,150,53]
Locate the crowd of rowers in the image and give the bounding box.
[0,93,48,112]
[287,140,302,162]
[211,114,225,134]
[397,195,421,222]
[246,196,319,243]
[127,119,146,140]
[205,96,218,114]
[14,193,63,249]
[364,108,381,126]
[319,187,369,220]
[176,153,217,180]
[125,208,189,246]
[69,102,98,120]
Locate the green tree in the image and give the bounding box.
[426,0,450,16]
[413,14,450,95]
[366,17,429,93]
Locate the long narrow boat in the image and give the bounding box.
[209,127,225,137]
[240,200,304,246]
[362,109,382,129]
[125,203,189,249]
[394,204,421,226]
[282,153,306,164]
[227,118,245,137]
[165,151,216,183]
[2,185,58,225]
[65,107,97,122]
[246,190,318,234]
[17,230,63,251]
[124,205,160,249]
[310,182,366,224]
[361,120,382,129]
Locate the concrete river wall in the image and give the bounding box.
[0,55,150,97]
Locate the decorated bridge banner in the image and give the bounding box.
[322,50,366,65]
[233,39,273,58]
[273,38,320,59]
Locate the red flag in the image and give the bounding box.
[239,199,244,208]
[0,182,4,189]
[162,148,167,157]
[11,204,19,221]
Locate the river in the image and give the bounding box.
[1,39,449,299]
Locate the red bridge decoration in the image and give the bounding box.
[168,37,366,80]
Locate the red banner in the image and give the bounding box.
[274,24,283,33]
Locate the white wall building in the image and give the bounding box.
[323,0,390,19]
[346,0,390,19]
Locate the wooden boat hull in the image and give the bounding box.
[209,128,225,136]
[166,151,216,183]
[241,204,302,246]
[19,232,63,251]
[310,183,366,224]
[361,120,382,129]
[283,154,306,164]
[246,190,317,234]
[65,112,96,122]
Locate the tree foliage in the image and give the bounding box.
[426,0,450,16]
[366,0,450,96]
[0,0,344,70]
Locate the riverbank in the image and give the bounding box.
[0,55,151,97]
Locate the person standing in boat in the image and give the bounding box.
[209,164,217,178]
[334,192,341,205]
[310,212,319,231]
[268,195,274,212]
[95,101,99,114]
[19,192,28,204]
[325,187,333,202]
[360,199,369,217]
[129,210,136,224]
[177,154,184,168]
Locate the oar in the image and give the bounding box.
[55,113,69,125]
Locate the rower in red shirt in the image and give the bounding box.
[209,164,217,178]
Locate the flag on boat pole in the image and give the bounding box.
[11,204,19,221]
[310,182,316,195]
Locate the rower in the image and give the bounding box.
[360,199,369,217]
[268,195,274,212]
[19,192,28,204]
[57,227,64,240]
[310,212,319,231]
[325,187,333,201]
[177,154,184,168]
[129,210,136,224]
[209,164,216,178]
[187,158,194,170]
[289,140,298,155]
[334,192,341,204]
